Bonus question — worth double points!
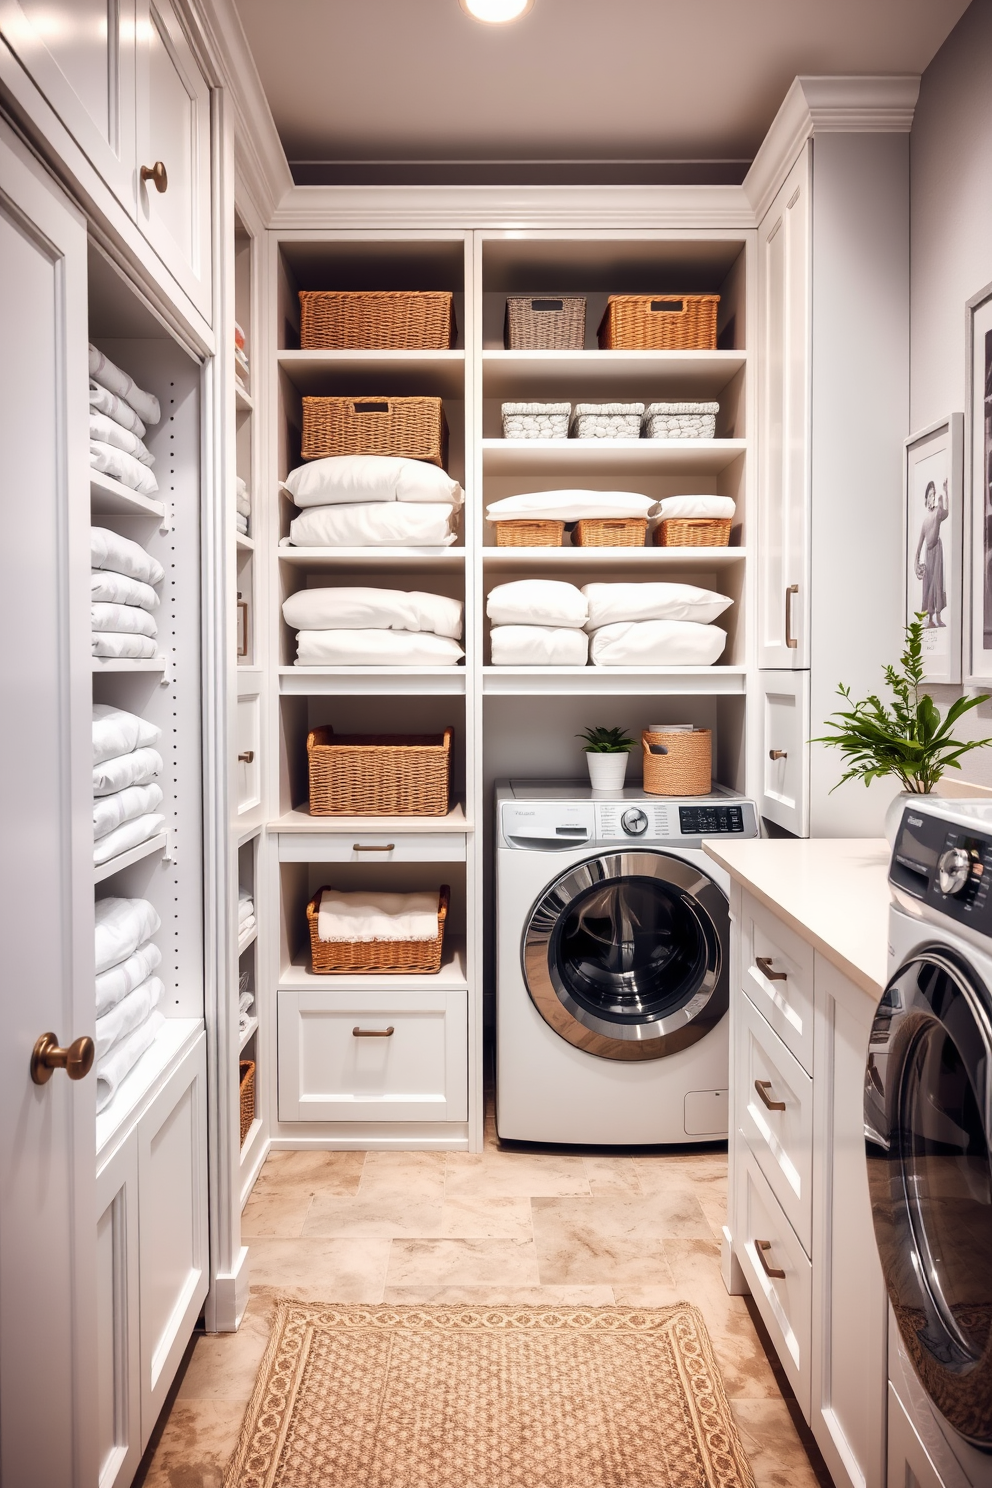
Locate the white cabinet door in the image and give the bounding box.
[758,670,810,837]
[0,118,97,1487]
[96,1133,141,1488]
[134,0,212,319]
[757,146,811,668]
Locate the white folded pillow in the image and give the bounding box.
[91,527,165,586]
[655,495,736,521]
[94,896,161,975]
[282,587,463,639]
[485,489,656,522]
[490,626,589,666]
[582,583,732,629]
[486,579,588,629]
[91,569,160,611]
[287,503,458,548]
[589,620,727,667]
[93,782,165,841]
[89,345,160,425]
[92,633,158,659]
[93,746,163,797]
[89,381,147,438]
[89,411,155,466]
[90,441,160,496]
[283,455,463,508]
[93,813,166,866]
[91,602,157,637]
[93,705,161,763]
[294,629,465,667]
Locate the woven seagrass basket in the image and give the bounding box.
[239,1061,255,1146]
[299,291,455,350]
[642,729,712,796]
[307,726,452,816]
[493,520,564,547]
[301,396,448,467]
[654,518,732,548]
[504,296,586,349]
[307,885,449,975]
[598,294,720,350]
[575,518,647,547]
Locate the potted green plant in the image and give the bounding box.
[814,617,992,842]
[577,725,635,791]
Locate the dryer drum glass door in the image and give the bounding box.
[864,948,992,1445]
[522,851,728,1062]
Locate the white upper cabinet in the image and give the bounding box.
[757,146,810,669]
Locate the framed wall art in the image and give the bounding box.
[968,280,992,681]
[904,414,964,683]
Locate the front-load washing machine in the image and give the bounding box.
[864,798,992,1487]
[496,779,758,1145]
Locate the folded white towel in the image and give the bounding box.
[96,939,161,1015]
[91,528,165,586]
[89,345,161,425]
[93,705,161,764]
[92,632,158,660]
[589,619,727,667]
[490,626,589,666]
[485,489,656,522]
[655,495,736,521]
[91,602,158,637]
[283,455,463,508]
[486,580,587,629]
[93,747,163,797]
[282,587,464,639]
[90,380,147,438]
[95,1011,165,1111]
[238,914,256,938]
[94,783,164,840]
[89,411,155,466]
[582,583,733,629]
[295,629,465,667]
[238,888,254,922]
[236,513,249,535]
[95,975,164,1060]
[91,569,160,612]
[95,897,161,975]
[236,489,251,517]
[287,502,458,548]
[90,441,160,496]
[93,813,165,866]
[317,888,440,943]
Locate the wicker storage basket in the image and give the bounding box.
[299,291,455,351]
[307,726,452,816]
[575,518,647,547]
[307,885,449,975]
[493,519,565,547]
[642,729,712,796]
[644,401,719,439]
[501,402,570,439]
[570,402,644,439]
[504,296,586,350]
[654,518,732,548]
[598,295,720,351]
[239,1060,255,1146]
[301,396,448,467]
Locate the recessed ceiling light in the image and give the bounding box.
[460,0,533,22]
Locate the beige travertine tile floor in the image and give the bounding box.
[136,1116,827,1488]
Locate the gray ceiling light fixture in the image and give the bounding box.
[459,0,533,22]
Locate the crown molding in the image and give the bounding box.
[743,74,920,222]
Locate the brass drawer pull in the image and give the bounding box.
[769,749,788,760]
[755,956,787,982]
[31,1033,94,1085]
[353,843,396,852]
[755,1239,786,1279]
[238,751,254,763]
[141,160,168,193]
[785,583,799,649]
[353,1026,395,1037]
[754,1079,786,1112]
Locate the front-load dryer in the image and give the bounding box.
[495,780,758,1145]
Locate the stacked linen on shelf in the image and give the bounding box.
[91,527,164,660]
[280,455,463,548]
[89,345,161,496]
[238,887,255,940]
[93,705,165,866]
[234,322,250,392]
[94,896,165,1112]
[236,477,251,536]
[487,580,589,666]
[238,987,255,1039]
[283,586,465,668]
[485,489,657,529]
[582,582,732,667]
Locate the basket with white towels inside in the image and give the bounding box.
[307,886,449,974]
[279,455,463,549]
[282,586,464,668]
[89,345,161,497]
[93,705,165,866]
[94,896,164,1112]
[92,527,164,661]
[485,491,736,548]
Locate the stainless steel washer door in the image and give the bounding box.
[522,851,728,1062]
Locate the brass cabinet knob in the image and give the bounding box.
[238,751,254,763]
[768,749,788,761]
[140,161,168,193]
[31,1033,95,1085]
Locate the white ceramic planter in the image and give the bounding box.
[884,789,929,847]
[586,751,629,791]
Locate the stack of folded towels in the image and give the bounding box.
[316,889,441,943]
[280,455,463,548]
[91,526,164,660]
[282,586,464,667]
[234,322,250,393]
[236,477,251,537]
[238,887,255,941]
[487,580,731,666]
[94,896,164,1112]
[89,345,161,497]
[93,705,165,866]
[485,489,657,531]
[239,986,255,1039]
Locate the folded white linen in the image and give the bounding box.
[287,502,458,548]
[238,889,254,922]
[582,583,733,629]
[283,455,463,508]
[486,580,587,629]
[93,704,161,763]
[95,1011,165,1111]
[236,513,248,535]
[317,888,440,943]
[89,411,155,466]
[92,632,158,659]
[94,897,161,974]
[95,976,163,1060]
[93,813,165,866]
[236,489,251,517]
[96,939,162,1016]
[91,527,165,586]
[93,746,163,797]
[239,990,255,1015]
[91,569,160,612]
[282,587,464,639]
[655,495,736,521]
[89,380,147,438]
[294,629,465,667]
[238,915,256,938]
[485,489,656,522]
[88,345,161,425]
[90,441,160,496]
[91,601,158,637]
[94,783,164,840]
[490,626,589,666]
[589,619,727,667]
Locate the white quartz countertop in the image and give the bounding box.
[704,837,891,1000]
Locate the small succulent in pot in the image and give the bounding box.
[577,725,635,790]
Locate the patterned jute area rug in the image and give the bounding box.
[224,1302,757,1488]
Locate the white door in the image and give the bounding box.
[757,146,811,668]
[759,671,810,837]
[0,119,97,1484]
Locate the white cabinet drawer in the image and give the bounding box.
[741,890,814,1074]
[758,671,810,836]
[734,1144,812,1419]
[737,992,813,1255]
[278,989,467,1123]
[278,832,467,864]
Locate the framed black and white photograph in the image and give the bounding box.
[968,281,992,682]
[904,414,964,683]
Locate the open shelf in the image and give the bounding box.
[238,1015,258,1054]
[270,802,470,834]
[481,545,746,569]
[92,656,168,675]
[237,922,258,955]
[279,667,468,696]
[93,830,169,883]
[482,349,747,399]
[482,666,747,696]
[278,349,465,397]
[482,438,746,475]
[235,384,253,413]
[90,469,166,520]
[278,545,465,567]
[279,936,468,992]
[236,532,254,552]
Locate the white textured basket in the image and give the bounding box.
[571,402,644,439]
[502,402,571,439]
[643,401,719,439]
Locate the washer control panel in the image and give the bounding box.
[499,793,757,848]
[892,807,992,930]
[679,804,746,835]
